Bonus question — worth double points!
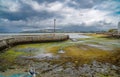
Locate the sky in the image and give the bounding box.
[0,0,120,32]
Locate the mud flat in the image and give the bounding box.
[0,34,69,51]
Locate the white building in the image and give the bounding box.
[118,22,120,34]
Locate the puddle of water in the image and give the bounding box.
[0,75,4,77]
[15,47,39,52]
[67,34,90,39]
[0,73,32,77]
[34,53,53,58]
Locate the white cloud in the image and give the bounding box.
[21,0,64,12]
[21,0,46,11]
[0,0,20,12]
[47,1,63,12]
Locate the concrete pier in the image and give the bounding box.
[0,34,69,51]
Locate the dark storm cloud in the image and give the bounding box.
[0,10,56,21]
[0,0,57,21]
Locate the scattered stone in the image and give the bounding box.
[58,49,65,54]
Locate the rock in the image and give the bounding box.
[71,39,78,42]
[111,65,118,70]
[58,50,65,54]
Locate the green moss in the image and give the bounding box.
[0,50,25,63]
[0,50,25,71]
[96,73,112,77]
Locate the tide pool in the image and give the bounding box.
[0,73,32,77]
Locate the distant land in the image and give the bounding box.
[21,29,106,33]
[0,25,109,33]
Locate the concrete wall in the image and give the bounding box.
[0,34,69,51]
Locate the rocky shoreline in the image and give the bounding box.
[15,56,120,77]
[1,57,120,77]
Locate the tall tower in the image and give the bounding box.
[54,19,56,33]
[118,21,120,34]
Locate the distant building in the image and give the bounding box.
[118,22,120,34]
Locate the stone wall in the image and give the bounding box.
[109,34,120,38]
[0,34,69,51]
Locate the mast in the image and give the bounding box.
[118,21,120,34]
[54,19,56,33]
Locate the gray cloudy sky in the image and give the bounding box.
[0,0,120,32]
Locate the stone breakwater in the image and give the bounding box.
[111,34,120,38]
[0,34,69,51]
